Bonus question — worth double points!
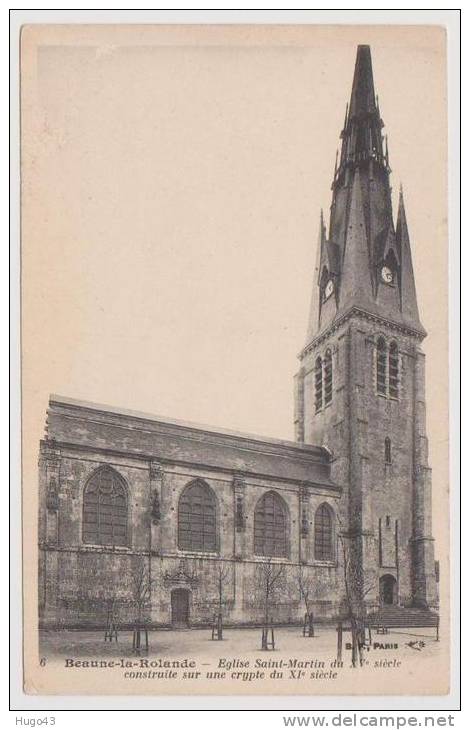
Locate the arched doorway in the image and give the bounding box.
[379,574,397,605]
[171,588,190,627]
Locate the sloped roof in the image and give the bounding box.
[45,395,339,491]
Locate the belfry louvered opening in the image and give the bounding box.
[314,357,323,412]
[389,341,399,399]
[376,336,399,399]
[324,349,333,405]
[376,337,387,395]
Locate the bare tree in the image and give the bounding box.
[103,595,118,642]
[297,565,315,637]
[212,562,232,640]
[133,557,151,625]
[132,557,151,652]
[255,559,286,649]
[337,517,375,667]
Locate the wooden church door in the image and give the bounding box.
[171,588,190,627]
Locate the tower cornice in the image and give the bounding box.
[299,306,426,360]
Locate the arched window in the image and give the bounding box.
[314,503,334,561]
[388,341,399,398]
[178,480,217,553]
[314,357,323,412]
[82,467,128,546]
[385,437,392,464]
[324,349,333,405]
[376,337,400,399]
[254,491,288,558]
[376,337,387,395]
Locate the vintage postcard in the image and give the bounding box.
[21,23,449,696]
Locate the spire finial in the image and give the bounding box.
[397,183,407,223]
[397,183,407,229]
[338,46,386,171]
[349,45,375,117]
[343,102,349,129]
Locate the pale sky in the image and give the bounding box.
[22,25,447,557]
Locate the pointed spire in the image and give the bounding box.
[316,208,327,284]
[337,169,374,315]
[305,45,425,344]
[348,45,376,118]
[334,45,386,185]
[396,188,424,333]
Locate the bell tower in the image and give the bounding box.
[294,45,437,609]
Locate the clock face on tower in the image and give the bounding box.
[324,279,334,300]
[381,265,394,284]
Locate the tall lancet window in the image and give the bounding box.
[324,349,333,405]
[314,503,334,561]
[254,491,288,558]
[314,357,323,412]
[82,467,128,547]
[178,480,217,553]
[376,337,387,395]
[388,341,399,399]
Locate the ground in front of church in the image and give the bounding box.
[39,625,440,661]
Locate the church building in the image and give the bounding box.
[38,45,438,629]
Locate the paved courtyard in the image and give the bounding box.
[40,624,440,662]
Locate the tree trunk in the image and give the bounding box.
[218,574,223,639]
[337,622,343,663]
[350,616,358,668]
[308,611,314,637]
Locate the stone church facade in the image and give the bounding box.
[38,45,438,629]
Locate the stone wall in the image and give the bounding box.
[38,403,345,628]
[295,313,438,609]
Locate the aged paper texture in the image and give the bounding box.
[21,24,449,695]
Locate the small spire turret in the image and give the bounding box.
[395,187,424,332]
[306,210,328,341]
